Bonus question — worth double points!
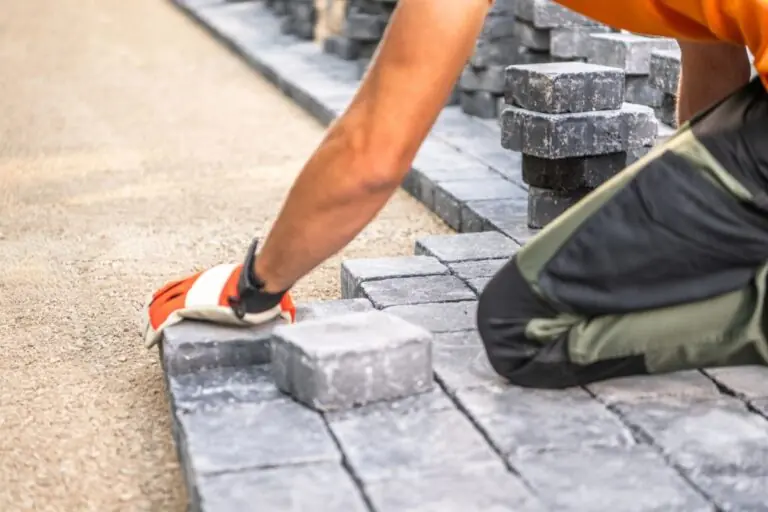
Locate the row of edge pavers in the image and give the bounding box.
[159,229,768,510]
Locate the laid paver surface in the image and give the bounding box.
[0,0,450,510]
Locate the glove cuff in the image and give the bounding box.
[229,238,289,319]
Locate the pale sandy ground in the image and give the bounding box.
[0,1,451,510]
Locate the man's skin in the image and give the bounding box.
[676,41,752,124]
[251,0,753,295]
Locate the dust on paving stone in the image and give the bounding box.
[0,0,449,510]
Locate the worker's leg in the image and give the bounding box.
[477,77,768,389]
[676,41,751,125]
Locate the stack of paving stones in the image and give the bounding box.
[269,0,316,40]
[339,0,397,79]
[649,47,681,129]
[586,33,678,118]
[548,23,617,63]
[501,61,658,228]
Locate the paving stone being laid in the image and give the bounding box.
[271,311,434,411]
[433,178,527,230]
[177,399,341,476]
[195,463,369,512]
[340,255,449,299]
[456,385,635,458]
[614,396,768,508]
[512,446,713,511]
[587,370,721,405]
[359,275,476,308]
[365,463,548,512]
[384,301,478,333]
[414,232,519,263]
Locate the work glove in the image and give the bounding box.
[143,239,295,348]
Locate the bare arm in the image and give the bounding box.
[677,40,751,125]
[254,0,491,292]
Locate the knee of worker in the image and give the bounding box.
[476,258,540,381]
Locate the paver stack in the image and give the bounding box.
[586,33,679,116]
[501,61,657,228]
[267,0,316,40]
[648,47,681,129]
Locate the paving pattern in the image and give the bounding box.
[165,1,768,510]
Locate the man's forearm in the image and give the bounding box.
[677,41,751,125]
[253,0,491,293]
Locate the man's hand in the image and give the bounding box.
[143,239,295,348]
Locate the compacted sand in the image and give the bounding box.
[0,1,450,510]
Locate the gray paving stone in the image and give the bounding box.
[703,365,768,399]
[501,103,657,158]
[410,165,503,210]
[168,364,282,413]
[415,232,519,263]
[469,36,522,68]
[461,199,532,241]
[448,259,507,280]
[360,275,476,308]
[549,24,614,60]
[513,446,713,512]
[478,13,518,39]
[657,93,678,127]
[325,387,455,423]
[459,65,506,93]
[459,90,499,119]
[587,33,678,75]
[649,48,682,95]
[271,311,433,411]
[515,19,550,51]
[432,331,505,392]
[340,256,448,299]
[527,186,588,228]
[505,62,625,114]
[433,179,526,230]
[195,463,368,512]
[588,371,721,404]
[522,152,627,191]
[753,398,768,417]
[177,399,340,476]
[515,0,600,29]
[328,400,502,483]
[693,474,768,511]
[384,301,478,333]
[625,75,665,107]
[615,396,768,478]
[322,34,359,60]
[467,277,491,295]
[162,320,276,376]
[344,11,386,41]
[365,463,548,512]
[295,298,375,322]
[457,385,634,457]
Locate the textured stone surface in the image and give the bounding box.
[658,93,678,127]
[162,320,276,375]
[296,298,375,321]
[625,74,665,107]
[168,364,282,413]
[515,0,600,29]
[340,255,448,299]
[505,62,625,114]
[365,463,548,512]
[271,311,433,411]
[448,259,507,280]
[384,301,478,333]
[467,277,491,295]
[469,36,522,68]
[588,371,721,404]
[408,165,503,210]
[415,232,519,263]
[550,24,614,60]
[587,33,679,75]
[196,463,369,512]
[461,199,533,242]
[527,185,588,228]
[513,446,713,511]
[703,366,768,399]
[514,19,550,51]
[344,11,386,41]
[360,274,476,308]
[616,397,768,477]
[459,65,506,94]
[460,90,499,119]
[177,399,340,475]
[322,34,359,60]
[501,103,657,158]
[432,330,504,392]
[649,48,682,95]
[433,179,526,230]
[328,400,501,483]
[522,153,627,191]
[457,385,634,457]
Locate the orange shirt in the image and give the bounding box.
[556,0,768,88]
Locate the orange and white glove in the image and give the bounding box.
[143,239,295,348]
